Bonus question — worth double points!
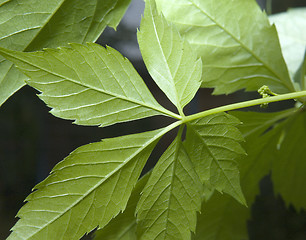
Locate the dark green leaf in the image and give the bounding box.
[195,109,296,239]
[271,109,306,210]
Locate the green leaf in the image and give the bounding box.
[184,113,246,205]
[8,128,166,240]
[0,0,131,106]
[93,173,150,240]
[136,128,203,240]
[138,0,202,114]
[271,109,306,210]
[196,192,248,240]
[294,51,306,91]
[155,0,294,94]
[235,108,306,235]
[195,109,296,240]
[269,8,306,79]
[0,43,177,127]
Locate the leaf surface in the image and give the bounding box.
[136,129,203,240]
[195,109,296,240]
[93,173,150,240]
[269,8,306,78]
[0,0,131,106]
[155,0,294,94]
[0,43,176,127]
[184,113,246,204]
[8,128,166,240]
[138,0,202,113]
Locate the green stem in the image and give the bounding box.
[183,90,306,123]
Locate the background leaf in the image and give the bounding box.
[269,8,306,79]
[295,51,306,91]
[195,109,297,240]
[155,0,294,94]
[8,128,165,240]
[271,109,306,210]
[136,129,203,240]
[138,0,202,113]
[184,113,246,205]
[0,43,176,127]
[0,0,131,106]
[93,173,150,240]
[233,108,306,210]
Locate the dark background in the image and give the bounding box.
[0,0,306,239]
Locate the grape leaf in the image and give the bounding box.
[0,43,177,127]
[0,0,131,106]
[138,0,202,113]
[93,173,150,240]
[184,113,246,205]
[269,8,306,79]
[136,128,203,240]
[155,0,294,94]
[7,128,166,240]
[195,109,296,240]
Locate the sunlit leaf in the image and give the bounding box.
[138,0,202,113]
[184,113,246,205]
[93,173,150,240]
[136,129,203,240]
[8,128,166,240]
[0,0,131,106]
[269,8,306,78]
[155,0,294,94]
[0,43,176,127]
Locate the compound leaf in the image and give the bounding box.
[136,128,203,240]
[0,43,176,127]
[155,0,294,94]
[138,0,202,113]
[269,8,306,79]
[8,128,166,240]
[0,0,131,106]
[93,173,150,240]
[184,113,246,205]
